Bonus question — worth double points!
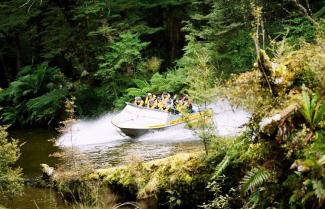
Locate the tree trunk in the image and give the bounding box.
[166,7,184,63]
[0,54,8,87]
[15,32,22,70]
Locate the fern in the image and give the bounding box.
[317,155,325,165]
[300,90,312,125]
[26,89,68,124]
[300,89,325,129]
[312,180,325,202]
[314,99,325,125]
[303,179,325,204]
[213,156,230,179]
[240,167,271,195]
[0,63,68,125]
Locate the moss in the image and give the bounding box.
[0,205,8,209]
[95,152,208,198]
[55,152,211,208]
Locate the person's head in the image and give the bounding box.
[163,102,168,108]
[157,96,161,102]
[148,93,152,99]
[178,99,184,105]
[162,92,168,98]
[135,96,141,102]
[149,99,154,106]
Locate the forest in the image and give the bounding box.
[1,0,322,126]
[0,0,325,209]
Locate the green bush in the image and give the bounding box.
[0,126,23,198]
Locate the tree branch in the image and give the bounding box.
[292,0,318,26]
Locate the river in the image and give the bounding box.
[1,100,250,209]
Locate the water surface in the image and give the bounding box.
[1,100,250,209]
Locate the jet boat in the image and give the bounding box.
[111,103,213,137]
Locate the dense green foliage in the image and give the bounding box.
[0,63,69,126]
[0,126,23,198]
[1,0,324,126]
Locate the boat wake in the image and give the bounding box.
[57,99,250,147]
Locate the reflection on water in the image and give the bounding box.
[10,129,61,178]
[2,187,69,209]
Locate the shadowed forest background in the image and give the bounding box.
[1,0,323,127]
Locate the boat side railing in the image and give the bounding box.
[126,102,202,115]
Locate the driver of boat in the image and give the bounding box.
[147,98,156,109]
[134,96,144,107]
[159,101,171,112]
[145,93,156,106]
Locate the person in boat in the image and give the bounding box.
[147,98,156,109]
[144,93,156,106]
[180,94,194,112]
[133,96,144,107]
[175,99,188,114]
[162,92,172,105]
[154,96,163,109]
[187,97,193,113]
[159,101,171,112]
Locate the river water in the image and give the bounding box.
[1,100,250,209]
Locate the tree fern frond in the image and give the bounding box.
[314,98,325,125]
[312,180,325,202]
[317,155,325,165]
[240,167,271,196]
[213,156,230,179]
[126,88,145,97]
[300,90,312,125]
[133,79,150,89]
[310,92,319,118]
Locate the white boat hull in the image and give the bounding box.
[111,103,213,137]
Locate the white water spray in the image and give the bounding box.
[57,99,250,147]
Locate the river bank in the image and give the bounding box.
[44,151,212,209]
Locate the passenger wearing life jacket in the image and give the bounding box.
[154,96,163,109]
[187,97,193,113]
[147,98,156,109]
[133,96,144,107]
[159,102,171,112]
[145,93,156,106]
[161,92,171,104]
[176,99,188,114]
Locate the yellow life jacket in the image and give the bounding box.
[159,105,170,112]
[147,102,156,109]
[161,93,171,102]
[176,103,188,114]
[145,94,156,105]
[134,100,144,107]
[155,100,163,109]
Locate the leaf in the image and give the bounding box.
[312,180,325,202]
[300,90,312,125]
[133,79,149,89]
[313,98,325,125]
[317,155,325,165]
[240,167,271,196]
[213,156,230,179]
